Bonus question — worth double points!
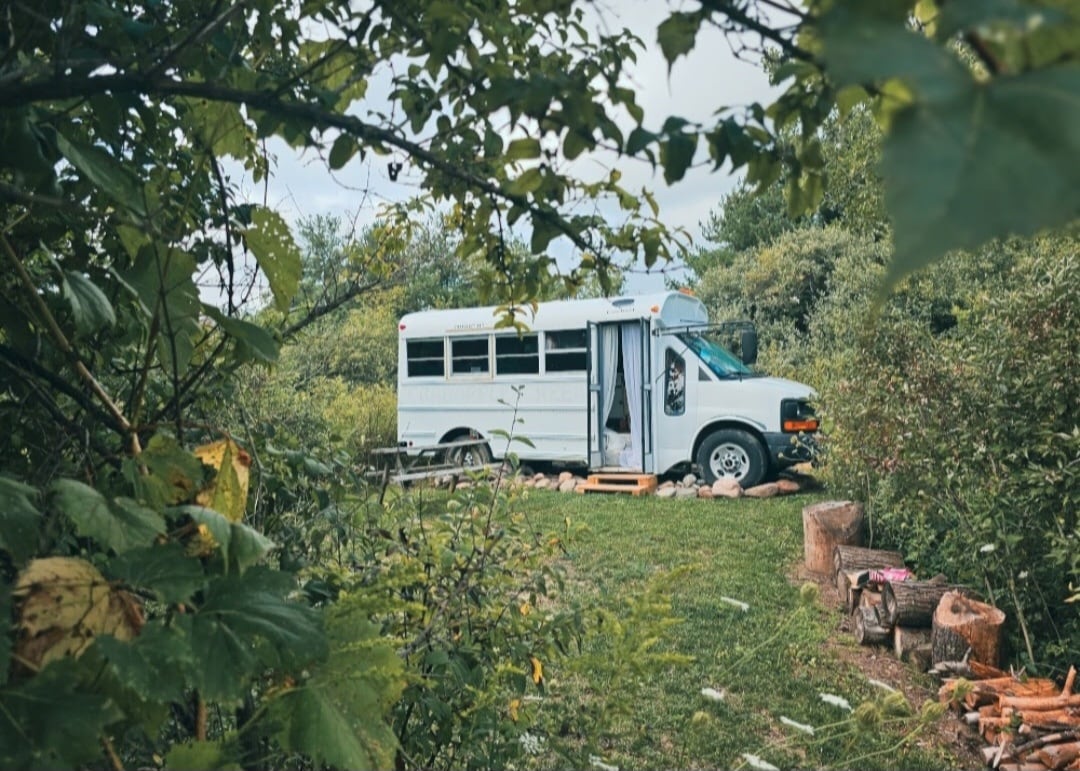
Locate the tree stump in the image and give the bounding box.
[855,605,891,645]
[893,625,932,662]
[802,501,866,575]
[931,592,1006,668]
[883,580,958,628]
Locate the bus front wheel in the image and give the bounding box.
[696,429,767,488]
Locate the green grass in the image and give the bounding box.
[512,488,961,771]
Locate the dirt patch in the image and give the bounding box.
[791,563,986,770]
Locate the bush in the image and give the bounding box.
[814,238,1079,671]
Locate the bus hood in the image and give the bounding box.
[750,376,816,401]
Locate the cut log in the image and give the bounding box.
[855,605,891,645]
[899,643,933,674]
[833,544,905,582]
[840,569,863,614]
[859,588,883,609]
[1001,694,1080,712]
[998,764,1055,771]
[893,625,933,662]
[803,501,866,575]
[932,591,1006,668]
[1036,741,1080,770]
[883,580,961,628]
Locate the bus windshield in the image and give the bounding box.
[677,331,753,378]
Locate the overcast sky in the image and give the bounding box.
[232,2,778,294]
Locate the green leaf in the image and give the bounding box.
[660,133,697,184]
[328,133,357,170]
[227,519,275,574]
[127,434,206,509]
[180,505,233,560]
[505,167,544,196]
[202,305,279,363]
[243,207,301,311]
[563,129,591,160]
[123,248,201,375]
[530,216,562,254]
[190,568,326,701]
[657,12,702,68]
[626,126,656,157]
[61,271,116,335]
[505,138,542,161]
[54,131,148,217]
[92,624,194,704]
[273,684,395,770]
[882,66,1080,290]
[270,603,403,770]
[820,12,969,102]
[107,543,205,604]
[50,480,165,554]
[0,476,41,564]
[0,658,123,769]
[165,740,241,771]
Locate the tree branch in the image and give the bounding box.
[0,234,135,441]
[0,74,600,256]
[282,279,385,339]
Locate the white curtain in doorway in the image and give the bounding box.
[600,324,619,428]
[619,322,643,470]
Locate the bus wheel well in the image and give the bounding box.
[439,427,483,444]
[692,422,768,466]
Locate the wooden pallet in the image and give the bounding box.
[576,473,658,496]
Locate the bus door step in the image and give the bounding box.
[576,473,658,496]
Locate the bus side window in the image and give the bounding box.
[407,338,445,377]
[450,337,490,375]
[544,329,586,372]
[664,349,686,416]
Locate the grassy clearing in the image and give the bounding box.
[511,488,960,771]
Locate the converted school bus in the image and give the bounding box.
[396,291,818,488]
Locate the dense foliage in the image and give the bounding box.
[1,0,1077,767]
[692,107,1079,672]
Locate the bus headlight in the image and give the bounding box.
[781,399,819,433]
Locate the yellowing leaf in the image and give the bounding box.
[509,698,521,722]
[519,601,531,616]
[194,439,251,522]
[13,557,143,669]
[530,656,544,685]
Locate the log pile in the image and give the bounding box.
[939,664,1080,770]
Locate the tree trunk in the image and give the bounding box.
[883,580,959,628]
[931,591,1006,669]
[855,605,891,645]
[1036,741,1080,770]
[802,501,866,575]
[832,544,905,588]
[893,625,932,663]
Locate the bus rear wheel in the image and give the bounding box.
[447,440,492,469]
[696,429,767,488]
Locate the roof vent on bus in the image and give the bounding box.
[610,298,634,307]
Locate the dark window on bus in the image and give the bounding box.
[451,336,490,375]
[544,329,587,372]
[495,334,539,374]
[406,339,444,377]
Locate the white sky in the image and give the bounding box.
[233,2,778,294]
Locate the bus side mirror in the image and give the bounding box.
[740,328,758,366]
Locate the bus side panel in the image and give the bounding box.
[397,376,589,463]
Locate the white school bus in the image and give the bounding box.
[396,291,818,487]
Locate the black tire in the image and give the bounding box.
[447,439,492,468]
[695,428,767,488]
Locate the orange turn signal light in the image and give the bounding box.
[783,419,819,432]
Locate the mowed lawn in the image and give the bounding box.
[514,487,963,771]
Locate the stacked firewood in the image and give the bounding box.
[939,662,1080,770]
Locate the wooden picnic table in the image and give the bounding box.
[370,439,496,502]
